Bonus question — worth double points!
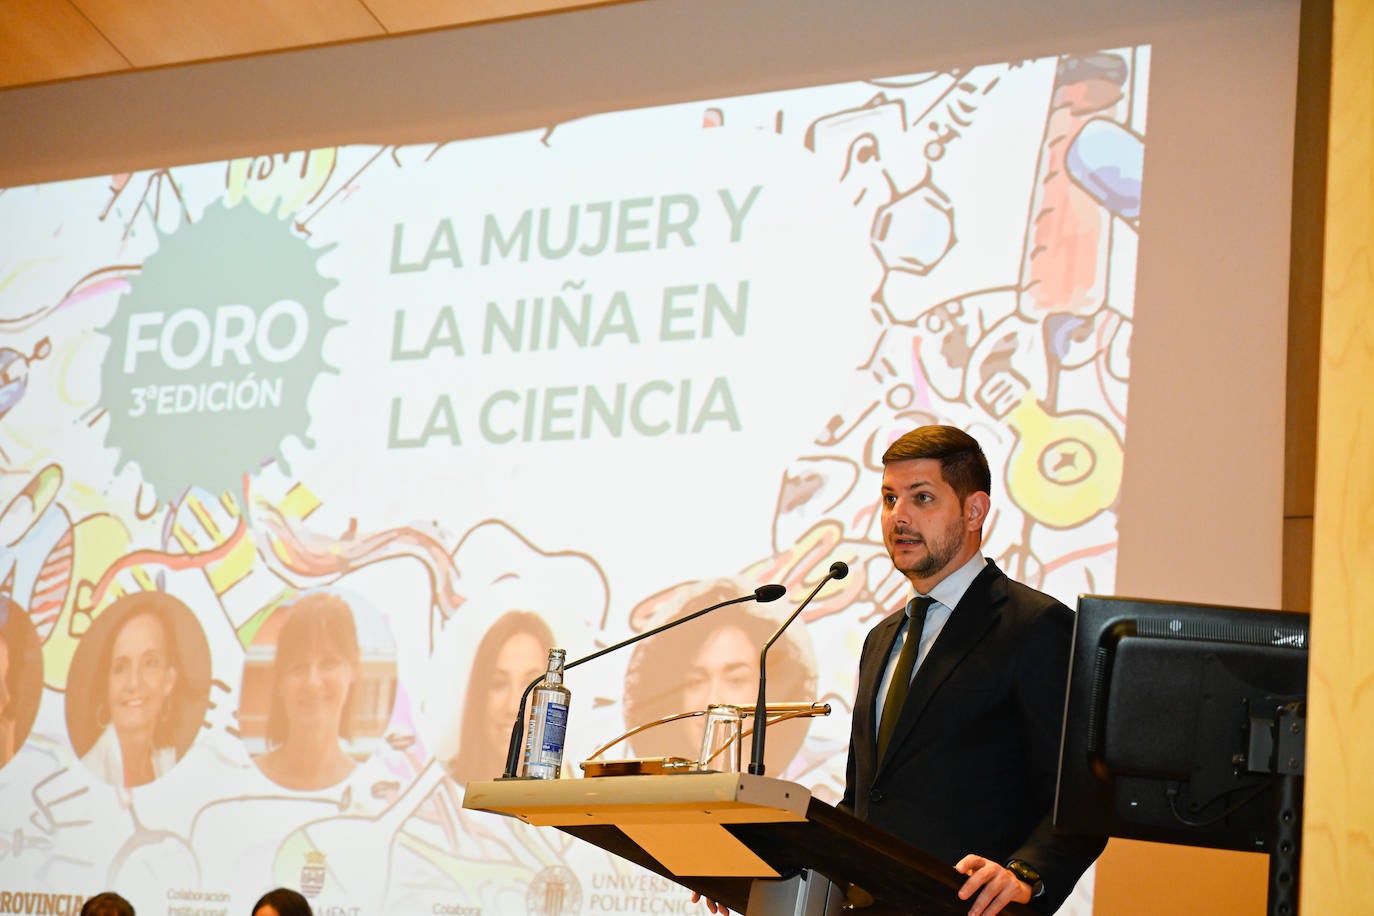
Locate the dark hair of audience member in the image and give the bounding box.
[80,892,135,916]
[252,887,312,916]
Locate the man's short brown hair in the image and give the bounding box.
[881,425,992,502]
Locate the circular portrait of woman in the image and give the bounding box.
[66,590,211,789]
[623,579,819,775]
[0,597,44,769]
[443,609,555,785]
[239,590,398,791]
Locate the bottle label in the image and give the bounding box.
[538,702,569,757]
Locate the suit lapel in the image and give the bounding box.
[856,611,904,779]
[877,561,1008,772]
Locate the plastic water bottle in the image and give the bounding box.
[521,648,570,779]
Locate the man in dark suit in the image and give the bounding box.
[843,424,1105,915]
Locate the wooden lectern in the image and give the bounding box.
[463,773,1033,915]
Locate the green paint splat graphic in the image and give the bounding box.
[100,201,343,498]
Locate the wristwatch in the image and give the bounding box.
[1005,859,1044,899]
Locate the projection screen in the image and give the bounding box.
[0,1,1298,914]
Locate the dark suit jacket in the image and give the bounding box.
[841,559,1104,914]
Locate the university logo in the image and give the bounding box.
[527,865,580,916]
[301,850,328,898]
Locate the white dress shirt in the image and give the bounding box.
[874,552,988,726]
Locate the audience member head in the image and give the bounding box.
[80,892,135,916]
[251,888,312,916]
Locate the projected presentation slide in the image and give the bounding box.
[0,45,1144,916]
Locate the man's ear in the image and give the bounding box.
[965,491,991,529]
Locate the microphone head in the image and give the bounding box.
[754,583,787,603]
[829,560,850,580]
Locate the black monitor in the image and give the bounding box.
[1054,594,1309,853]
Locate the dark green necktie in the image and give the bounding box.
[877,595,935,759]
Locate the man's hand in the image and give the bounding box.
[953,855,1032,916]
[689,891,731,915]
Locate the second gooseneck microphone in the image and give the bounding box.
[747,561,848,776]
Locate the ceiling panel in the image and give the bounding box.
[0,0,628,91]
[363,0,609,33]
[0,0,129,87]
[71,0,387,67]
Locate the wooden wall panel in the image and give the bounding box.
[1302,0,1374,908]
[1094,842,1268,916]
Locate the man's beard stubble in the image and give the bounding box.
[908,515,966,580]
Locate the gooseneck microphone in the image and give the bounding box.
[500,582,787,778]
[747,560,848,776]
